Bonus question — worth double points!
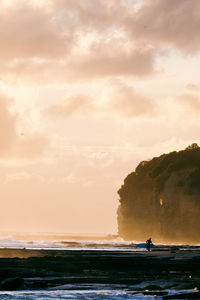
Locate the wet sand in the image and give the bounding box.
[0,248,199,294]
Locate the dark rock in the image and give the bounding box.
[163,291,200,299]
[143,284,162,290]
[0,277,24,290]
[143,291,168,296]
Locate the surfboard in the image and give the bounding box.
[137,243,155,248]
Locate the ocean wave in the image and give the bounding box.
[0,234,199,251]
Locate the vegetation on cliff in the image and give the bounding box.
[117,143,200,243]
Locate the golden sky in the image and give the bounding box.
[1,0,200,234]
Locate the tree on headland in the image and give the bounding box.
[186,143,199,150]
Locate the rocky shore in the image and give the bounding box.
[0,248,200,298]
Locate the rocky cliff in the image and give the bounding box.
[117,143,200,243]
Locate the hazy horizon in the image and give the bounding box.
[0,0,200,234]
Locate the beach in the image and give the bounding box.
[0,248,200,299]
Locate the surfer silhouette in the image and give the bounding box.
[146,238,152,252]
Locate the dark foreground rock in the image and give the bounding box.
[0,248,199,296]
[163,291,200,299]
[0,277,24,290]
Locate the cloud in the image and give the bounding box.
[51,0,200,55]
[0,93,47,160]
[50,0,130,32]
[46,94,95,117]
[0,0,72,60]
[126,0,200,53]
[0,0,158,83]
[185,84,200,92]
[66,43,157,79]
[0,0,199,85]
[46,82,154,119]
[45,82,200,123]
[107,83,154,118]
[176,85,200,113]
[0,42,157,84]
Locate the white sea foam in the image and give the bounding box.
[0,289,163,299]
[0,288,198,299]
[0,233,199,251]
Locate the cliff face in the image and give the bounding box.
[117,144,200,243]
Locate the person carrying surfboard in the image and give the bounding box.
[146,238,152,252]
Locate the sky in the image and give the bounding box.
[0,0,200,234]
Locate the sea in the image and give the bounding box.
[0,232,150,251]
[0,233,199,299]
